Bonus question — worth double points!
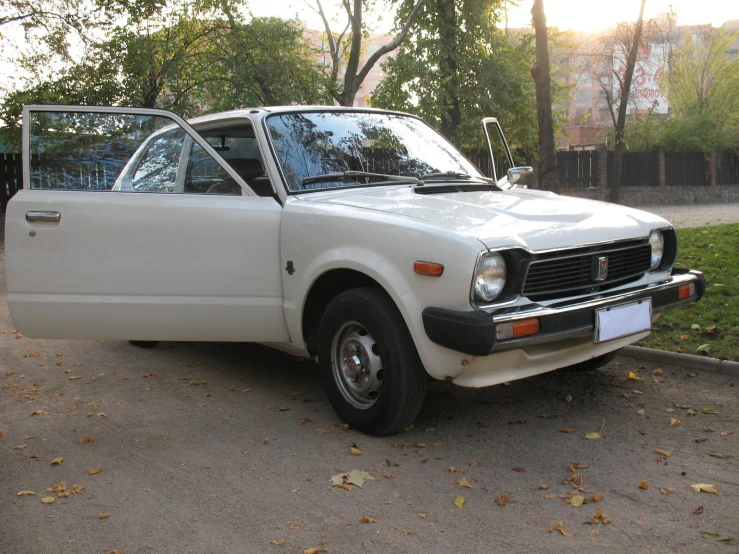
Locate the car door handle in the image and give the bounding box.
[26,211,61,222]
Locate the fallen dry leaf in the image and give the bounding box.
[655,448,672,457]
[547,521,572,536]
[592,493,605,503]
[14,444,27,450]
[584,432,601,440]
[448,467,465,473]
[270,540,285,545]
[458,477,472,489]
[414,442,427,448]
[494,494,510,507]
[538,484,549,490]
[314,429,331,435]
[702,532,735,543]
[17,491,35,496]
[660,487,678,495]
[49,457,63,466]
[359,516,376,523]
[545,493,556,500]
[721,430,734,436]
[453,495,466,509]
[67,376,83,381]
[670,417,681,426]
[588,509,613,524]
[560,428,575,433]
[382,459,399,467]
[467,460,486,467]
[652,369,663,376]
[24,351,40,358]
[639,481,649,490]
[30,410,49,416]
[569,462,589,471]
[627,371,643,381]
[570,495,585,507]
[40,497,55,504]
[88,467,104,475]
[350,445,362,456]
[80,435,95,444]
[98,513,110,520]
[302,548,328,554]
[330,470,375,488]
[691,483,719,495]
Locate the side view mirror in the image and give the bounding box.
[507,166,534,188]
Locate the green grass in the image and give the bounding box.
[637,223,739,361]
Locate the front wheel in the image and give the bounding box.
[318,287,426,436]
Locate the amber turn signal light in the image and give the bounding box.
[495,318,540,341]
[678,283,694,300]
[414,261,444,276]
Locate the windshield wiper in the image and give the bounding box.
[302,170,422,187]
[420,171,494,183]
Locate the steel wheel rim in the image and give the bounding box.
[330,321,383,410]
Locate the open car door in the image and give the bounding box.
[481,117,533,188]
[6,105,289,343]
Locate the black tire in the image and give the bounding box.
[128,341,159,348]
[318,287,426,436]
[563,349,620,372]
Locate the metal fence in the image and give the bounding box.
[0,154,22,212]
[2,150,738,210]
[665,152,708,187]
[557,150,599,188]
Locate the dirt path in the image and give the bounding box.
[640,203,739,228]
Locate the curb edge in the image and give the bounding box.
[620,346,739,376]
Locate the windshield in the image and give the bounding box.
[266,111,484,191]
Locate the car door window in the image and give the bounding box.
[26,110,249,195]
[132,129,186,192]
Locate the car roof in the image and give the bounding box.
[186,105,410,127]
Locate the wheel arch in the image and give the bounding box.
[301,268,388,357]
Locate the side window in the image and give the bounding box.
[184,141,243,195]
[26,109,246,195]
[131,130,186,192]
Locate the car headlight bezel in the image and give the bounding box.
[472,251,507,303]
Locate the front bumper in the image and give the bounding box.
[422,269,705,356]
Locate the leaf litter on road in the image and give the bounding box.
[691,484,719,495]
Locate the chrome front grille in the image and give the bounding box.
[522,241,652,300]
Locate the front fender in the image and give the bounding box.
[280,198,484,379]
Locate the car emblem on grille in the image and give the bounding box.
[594,256,608,281]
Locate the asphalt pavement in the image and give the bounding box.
[1,252,737,553]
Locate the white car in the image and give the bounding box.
[6,105,704,435]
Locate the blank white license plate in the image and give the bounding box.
[594,300,652,343]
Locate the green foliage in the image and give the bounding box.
[370,0,567,160]
[659,28,739,152]
[0,2,331,148]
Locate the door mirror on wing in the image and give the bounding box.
[507,166,534,188]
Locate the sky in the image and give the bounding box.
[252,0,738,34]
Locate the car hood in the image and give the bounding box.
[298,186,670,251]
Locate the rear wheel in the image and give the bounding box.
[318,287,426,436]
[563,349,620,372]
[128,341,159,348]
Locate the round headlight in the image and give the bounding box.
[649,230,665,270]
[474,252,507,302]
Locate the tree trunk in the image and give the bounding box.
[610,0,647,204]
[531,0,559,193]
[437,0,461,141]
